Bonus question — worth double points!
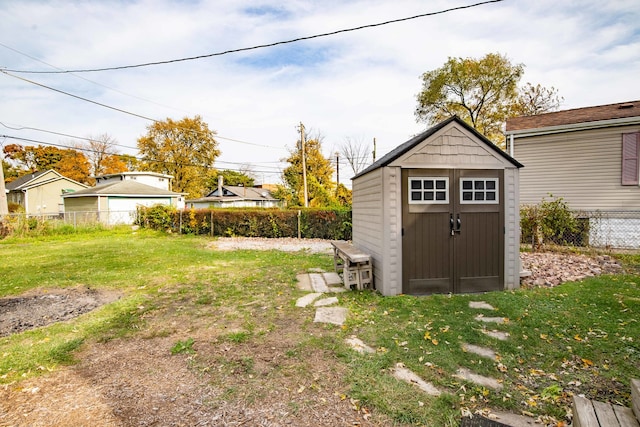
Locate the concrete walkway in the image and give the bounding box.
[294,270,537,426]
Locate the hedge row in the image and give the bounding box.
[136,205,352,240]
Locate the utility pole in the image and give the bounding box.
[335,151,339,188]
[299,122,309,208]
[372,137,377,162]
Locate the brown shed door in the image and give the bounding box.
[402,169,504,295]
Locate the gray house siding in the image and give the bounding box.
[514,125,640,211]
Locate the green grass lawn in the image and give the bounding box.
[1,229,638,426]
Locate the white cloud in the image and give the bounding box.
[1,0,639,187]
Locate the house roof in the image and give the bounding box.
[95,171,173,180]
[188,185,277,203]
[354,116,523,179]
[62,180,182,198]
[6,170,88,191]
[506,100,640,133]
[6,171,50,191]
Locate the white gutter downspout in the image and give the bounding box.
[509,134,514,158]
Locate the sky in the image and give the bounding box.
[1,0,639,188]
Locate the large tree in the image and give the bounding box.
[3,144,90,184]
[137,116,220,198]
[415,53,561,145]
[281,132,340,207]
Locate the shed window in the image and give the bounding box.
[408,177,449,204]
[622,132,640,186]
[460,178,499,204]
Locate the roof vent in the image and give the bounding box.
[261,192,268,198]
[618,103,634,109]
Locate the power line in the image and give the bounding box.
[2,0,504,74]
[0,134,283,175]
[0,70,286,150]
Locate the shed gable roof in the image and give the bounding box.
[354,116,522,179]
[506,100,640,133]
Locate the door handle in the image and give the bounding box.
[450,214,455,236]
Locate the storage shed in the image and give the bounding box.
[352,116,523,296]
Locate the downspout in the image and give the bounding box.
[509,134,514,158]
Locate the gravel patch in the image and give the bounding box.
[210,237,334,254]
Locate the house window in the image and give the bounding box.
[622,132,640,186]
[460,178,499,204]
[408,177,449,204]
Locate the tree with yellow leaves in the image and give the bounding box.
[137,116,220,198]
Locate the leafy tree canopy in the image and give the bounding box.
[282,134,341,208]
[137,116,220,198]
[415,53,562,146]
[210,169,255,188]
[3,144,90,184]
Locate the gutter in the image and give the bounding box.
[505,116,640,138]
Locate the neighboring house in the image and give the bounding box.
[352,116,523,296]
[505,100,640,248]
[63,172,185,225]
[5,170,88,215]
[95,171,173,190]
[186,181,282,209]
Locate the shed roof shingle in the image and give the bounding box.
[506,100,640,132]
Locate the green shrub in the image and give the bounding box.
[520,194,578,250]
[135,207,352,240]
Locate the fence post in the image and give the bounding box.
[210,210,214,237]
[297,210,301,239]
[179,210,182,234]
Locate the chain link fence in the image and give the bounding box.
[521,210,640,250]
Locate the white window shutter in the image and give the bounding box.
[622,132,640,186]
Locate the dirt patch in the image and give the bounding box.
[0,286,122,337]
[1,303,394,426]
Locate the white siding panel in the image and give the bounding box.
[504,168,520,290]
[515,126,640,210]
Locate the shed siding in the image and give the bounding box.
[504,167,520,289]
[515,125,640,210]
[382,167,402,296]
[352,168,387,293]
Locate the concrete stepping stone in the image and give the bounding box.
[296,274,313,291]
[314,307,348,325]
[462,343,498,360]
[469,301,496,310]
[308,267,325,273]
[323,272,343,287]
[309,273,330,293]
[345,336,375,354]
[481,329,510,341]
[455,367,503,390]
[475,315,507,324]
[295,292,322,308]
[390,363,441,396]
[314,296,339,307]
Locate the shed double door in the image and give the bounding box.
[402,169,504,295]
